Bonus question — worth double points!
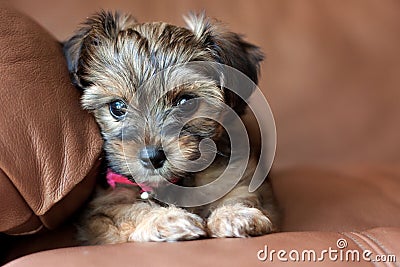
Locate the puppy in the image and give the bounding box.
[64,11,278,245]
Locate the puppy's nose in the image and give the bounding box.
[139,146,166,169]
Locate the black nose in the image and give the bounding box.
[139,146,166,169]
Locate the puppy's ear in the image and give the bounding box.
[63,11,137,88]
[184,13,264,114]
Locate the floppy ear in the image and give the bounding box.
[184,13,264,114]
[63,11,137,88]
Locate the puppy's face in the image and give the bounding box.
[64,11,263,185]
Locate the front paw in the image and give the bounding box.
[207,203,274,238]
[129,206,206,242]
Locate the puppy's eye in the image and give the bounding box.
[175,95,199,115]
[109,100,127,120]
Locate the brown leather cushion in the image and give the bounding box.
[0,4,103,234]
[5,227,400,267]
[272,166,400,232]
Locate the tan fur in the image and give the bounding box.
[64,11,278,244]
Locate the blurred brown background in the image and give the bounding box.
[4,0,400,170]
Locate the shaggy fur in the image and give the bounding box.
[64,11,278,245]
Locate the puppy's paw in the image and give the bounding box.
[129,206,206,242]
[207,203,274,238]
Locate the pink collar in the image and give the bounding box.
[106,169,153,193]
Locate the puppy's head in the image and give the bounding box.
[64,11,263,185]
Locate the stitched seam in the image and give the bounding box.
[342,232,379,267]
[363,233,390,256]
[363,232,399,267]
[351,232,396,267]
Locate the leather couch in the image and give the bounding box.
[1,1,399,266]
